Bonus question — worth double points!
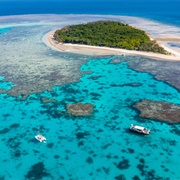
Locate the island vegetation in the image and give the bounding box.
[54,20,169,54]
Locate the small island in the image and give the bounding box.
[54,20,168,54]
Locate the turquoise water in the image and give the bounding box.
[0,28,11,35]
[0,14,180,179]
[0,57,180,179]
[0,76,14,90]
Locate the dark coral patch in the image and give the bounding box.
[30,116,36,119]
[111,116,119,120]
[106,154,112,159]
[86,157,93,164]
[7,137,21,149]
[139,158,145,164]
[0,128,10,134]
[65,150,70,154]
[92,97,100,101]
[101,143,111,149]
[78,141,84,146]
[146,169,156,179]
[10,123,20,128]
[82,89,88,93]
[90,92,101,97]
[164,168,169,172]
[169,140,176,146]
[127,148,135,154]
[3,113,11,117]
[114,155,119,159]
[88,150,94,155]
[0,176,5,180]
[97,129,103,132]
[25,162,50,180]
[47,143,54,148]
[54,155,60,159]
[115,174,126,180]
[111,83,142,88]
[14,150,21,158]
[76,132,90,139]
[117,159,130,170]
[132,175,141,180]
[102,167,110,174]
[137,164,145,172]
[64,87,80,94]
[170,126,180,135]
[33,150,40,154]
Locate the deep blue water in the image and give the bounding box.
[0,0,180,26]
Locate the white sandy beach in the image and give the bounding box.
[45,30,180,61]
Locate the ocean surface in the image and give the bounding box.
[0,0,180,26]
[0,0,180,180]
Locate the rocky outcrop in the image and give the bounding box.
[134,100,180,123]
[66,102,94,116]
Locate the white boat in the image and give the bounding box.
[130,124,150,135]
[35,134,47,143]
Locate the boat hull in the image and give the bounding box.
[130,124,150,135]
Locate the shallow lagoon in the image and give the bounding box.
[1,57,180,179]
[0,14,180,180]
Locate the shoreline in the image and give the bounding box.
[44,30,180,61]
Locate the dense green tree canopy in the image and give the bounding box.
[54,21,168,54]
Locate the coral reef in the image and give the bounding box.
[66,102,94,116]
[134,100,180,123]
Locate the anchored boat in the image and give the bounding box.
[35,134,47,143]
[130,124,150,135]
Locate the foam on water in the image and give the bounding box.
[0,14,180,180]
